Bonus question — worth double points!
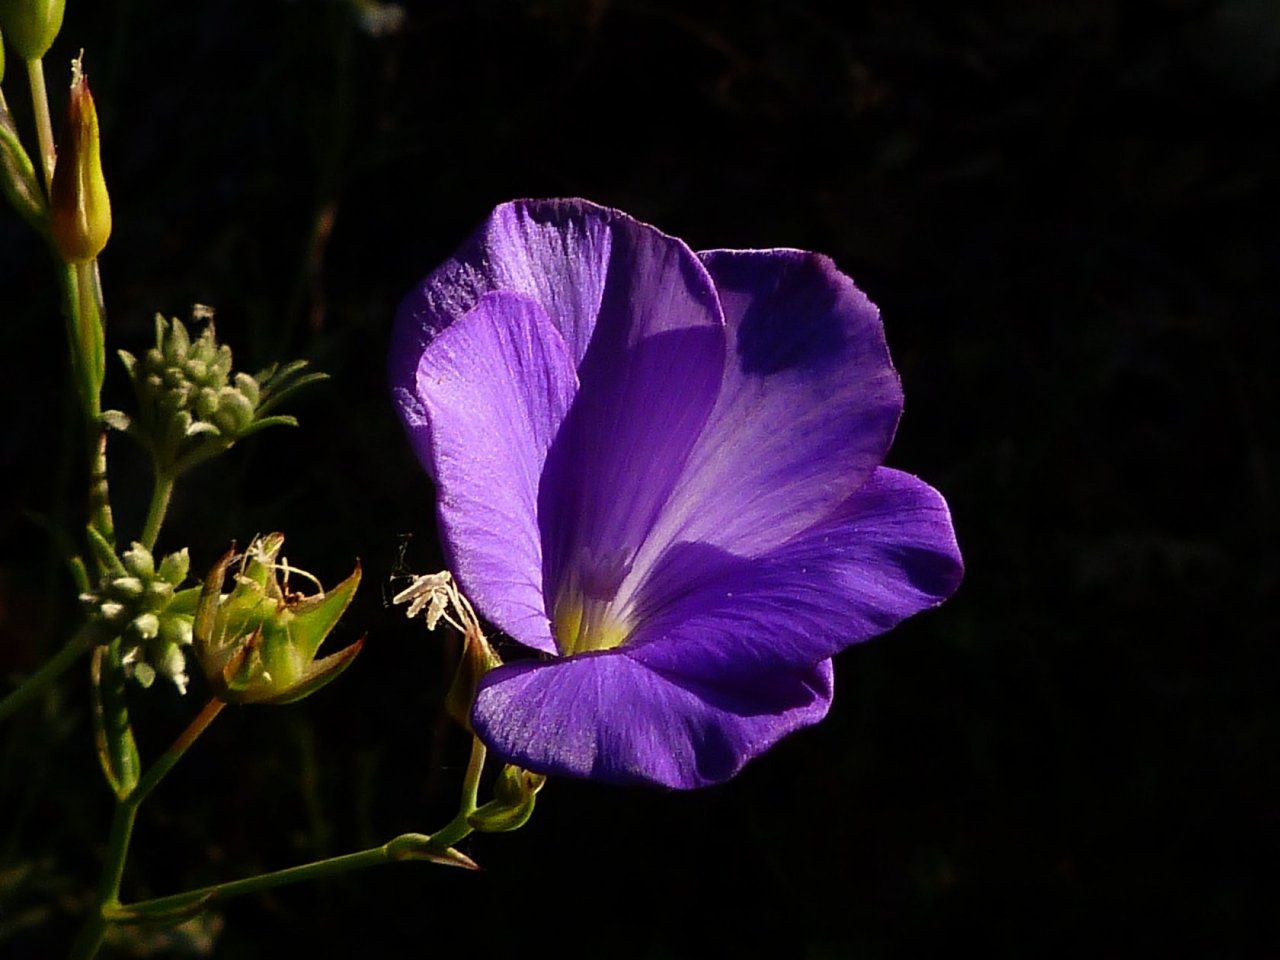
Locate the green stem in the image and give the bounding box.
[75,734,485,950]
[425,734,487,850]
[70,698,225,960]
[88,432,115,551]
[0,625,95,723]
[139,468,174,552]
[68,259,106,423]
[25,57,56,194]
[56,262,101,436]
[117,840,401,919]
[108,827,474,926]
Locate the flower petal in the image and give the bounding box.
[536,218,726,630]
[413,291,578,653]
[473,653,833,788]
[617,250,903,612]
[624,468,963,684]
[390,200,613,402]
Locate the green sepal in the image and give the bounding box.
[384,833,479,870]
[254,367,329,418]
[444,625,501,734]
[193,536,363,705]
[91,640,141,800]
[235,414,298,438]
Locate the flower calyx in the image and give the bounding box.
[193,533,362,706]
[104,310,327,477]
[80,535,196,693]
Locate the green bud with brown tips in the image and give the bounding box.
[50,57,111,263]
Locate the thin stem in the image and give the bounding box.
[76,260,106,417]
[70,699,226,960]
[139,468,174,552]
[116,843,396,919]
[88,432,115,550]
[25,58,56,194]
[0,625,95,723]
[110,827,475,926]
[426,735,487,851]
[67,259,106,424]
[134,699,225,808]
[75,734,484,951]
[461,734,487,814]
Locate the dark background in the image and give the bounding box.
[2,1,1276,956]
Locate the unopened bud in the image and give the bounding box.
[0,0,65,61]
[468,764,546,834]
[81,542,197,694]
[445,622,500,733]
[157,547,190,586]
[121,542,155,580]
[50,57,111,263]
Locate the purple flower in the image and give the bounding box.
[390,199,962,789]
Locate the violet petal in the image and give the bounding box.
[536,217,726,644]
[625,468,964,684]
[473,653,833,788]
[617,250,903,613]
[413,291,578,653]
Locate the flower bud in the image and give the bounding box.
[193,534,363,705]
[80,541,198,693]
[108,312,325,476]
[50,57,111,263]
[444,621,500,733]
[122,542,155,580]
[0,0,65,61]
[468,764,546,834]
[157,547,190,586]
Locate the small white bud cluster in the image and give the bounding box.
[81,542,194,692]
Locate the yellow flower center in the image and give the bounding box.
[553,591,629,656]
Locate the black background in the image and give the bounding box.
[1,1,1276,957]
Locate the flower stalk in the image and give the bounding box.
[71,730,485,959]
[102,831,478,931]
[70,697,226,960]
[0,622,95,722]
[24,55,54,190]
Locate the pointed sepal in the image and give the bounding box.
[193,534,362,705]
